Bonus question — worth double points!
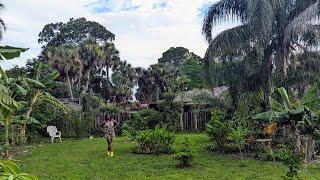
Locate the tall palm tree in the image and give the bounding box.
[203,0,320,106]
[47,46,82,98]
[103,42,120,83]
[0,2,6,40]
[79,40,105,91]
[111,61,135,104]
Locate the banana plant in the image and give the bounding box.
[0,67,23,158]
[19,62,66,143]
[253,83,320,157]
[0,160,38,180]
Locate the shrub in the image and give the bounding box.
[123,108,162,137]
[174,137,194,167]
[206,109,232,150]
[279,150,303,178]
[133,126,175,155]
[0,160,38,179]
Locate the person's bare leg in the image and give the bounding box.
[109,138,113,156]
[107,137,112,155]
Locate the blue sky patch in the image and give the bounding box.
[152,2,168,9]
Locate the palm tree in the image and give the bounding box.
[103,42,120,83]
[111,61,136,104]
[0,2,6,40]
[79,40,105,91]
[47,46,82,98]
[203,0,320,106]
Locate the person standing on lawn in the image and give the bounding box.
[100,114,119,156]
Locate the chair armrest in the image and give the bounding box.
[56,131,62,136]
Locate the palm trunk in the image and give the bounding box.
[262,45,274,110]
[106,60,110,83]
[66,72,74,99]
[85,69,91,91]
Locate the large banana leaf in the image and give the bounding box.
[12,115,40,125]
[253,111,287,121]
[278,87,292,110]
[0,46,28,60]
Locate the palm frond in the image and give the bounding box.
[204,25,251,60]
[247,0,274,41]
[202,0,247,42]
[284,0,320,43]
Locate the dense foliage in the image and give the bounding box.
[132,126,175,155]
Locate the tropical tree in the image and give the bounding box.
[78,41,105,91]
[19,62,66,143]
[0,2,5,40]
[38,17,114,47]
[254,84,320,162]
[203,0,320,106]
[47,46,82,98]
[111,61,135,104]
[0,67,23,158]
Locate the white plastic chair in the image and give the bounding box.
[46,126,62,143]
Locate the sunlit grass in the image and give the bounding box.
[18,134,320,179]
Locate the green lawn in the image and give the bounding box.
[18,134,320,180]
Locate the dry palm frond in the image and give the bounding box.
[284,0,320,44]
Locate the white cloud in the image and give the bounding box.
[0,0,237,69]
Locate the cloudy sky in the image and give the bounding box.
[0,0,236,69]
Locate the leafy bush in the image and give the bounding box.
[174,137,194,167]
[279,150,303,178]
[206,109,232,151]
[133,126,175,155]
[227,129,247,163]
[0,160,38,179]
[123,108,162,137]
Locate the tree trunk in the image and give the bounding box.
[262,45,274,110]
[294,128,301,154]
[85,69,91,91]
[106,60,110,83]
[180,101,184,131]
[66,72,74,99]
[3,118,11,159]
[20,91,41,143]
[305,137,315,163]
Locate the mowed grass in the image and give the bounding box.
[17,134,320,180]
